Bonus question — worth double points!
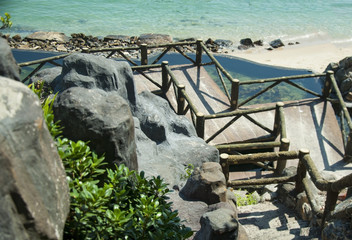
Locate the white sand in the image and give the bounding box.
[224,40,352,73]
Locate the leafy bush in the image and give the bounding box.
[233,190,258,206]
[0,12,12,29]
[180,163,195,180]
[31,83,193,239]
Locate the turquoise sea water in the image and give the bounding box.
[1,0,352,44]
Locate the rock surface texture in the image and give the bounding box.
[52,53,136,108]
[321,196,352,240]
[133,91,219,187]
[26,31,70,43]
[324,56,352,102]
[52,53,138,170]
[53,87,138,170]
[0,76,70,240]
[176,162,248,239]
[181,162,227,204]
[0,38,20,81]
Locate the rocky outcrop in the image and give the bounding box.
[53,87,138,170]
[176,162,248,239]
[270,39,285,48]
[322,220,352,240]
[137,33,173,45]
[324,56,352,102]
[26,31,70,43]
[133,91,219,187]
[46,53,218,183]
[240,38,254,48]
[195,208,240,240]
[52,53,137,107]
[321,196,352,240]
[181,162,227,204]
[0,38,20,81]
[0,76,69,240]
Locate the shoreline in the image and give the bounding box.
[227,40,352,73]
[4,31,352,73]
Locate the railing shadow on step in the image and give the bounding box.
[220,149,352,228]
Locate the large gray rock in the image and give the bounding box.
[0,76,69,240]
[52,53,137,108]
[53,87,138,170]
[180,162,226,204]
[323,56,352,100]
[322,220,352,240]
[26,31,70,43]
[331,196,352,220]
[0,38,20,81]
[270,39,285,48]
[30,66,62,87]
[137,33,173,45]
[194,208,239,240]
[134,91,219,186]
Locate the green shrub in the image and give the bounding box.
[180,163,195,180]
[234,190,258,207]
[0,12,12,29]
[31,84,192,239]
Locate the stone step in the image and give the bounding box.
[238,201,320,240]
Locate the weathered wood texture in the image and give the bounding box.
[133,64,349,180]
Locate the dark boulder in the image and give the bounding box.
[194,208,240,240]
[254,40,263,46]
[322,220,352,240]
[30,66,62,93]
[240,38,254,47]
[180,162,226,204]
[0,38,20,81]
[0,76,69,240]
[214,39,233,48]
[270,39,285,48]
[52,53,137,108]
[53,87,138,170]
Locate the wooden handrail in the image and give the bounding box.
[222,147,352,227]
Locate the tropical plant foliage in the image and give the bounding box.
[0,12,12,29]
[30,82,193,239]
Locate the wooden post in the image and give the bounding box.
[321,190,339,227]
[273,102,284,137]
[275,138,290,176]
[230,79,240,110]
[322,70,333,98]
[295,149,309,193]
[177,85,185,115]
[161,61,169,92]
[196,112,205,139]
[195,39,203,66]
[220,153,229,183]
[140,44,148,65]
[345,132,352,158]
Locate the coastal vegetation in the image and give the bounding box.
[0,11,12,29]
[31,82,192,239]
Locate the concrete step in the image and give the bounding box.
[238,201,320,240]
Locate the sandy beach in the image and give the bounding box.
[227,40,352,73]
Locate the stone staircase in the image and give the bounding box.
[238,201,320,240]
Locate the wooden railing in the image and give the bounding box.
[18,53,70,82]
[324,70,352,158]
[17,41,352,157]
[160,61,286,147]
[16,40,352,227]
[220,149,352,227]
